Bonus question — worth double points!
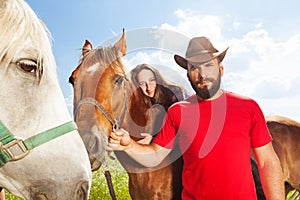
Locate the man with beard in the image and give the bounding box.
[108,36,284,200]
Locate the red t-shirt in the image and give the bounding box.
[153,91,272,200]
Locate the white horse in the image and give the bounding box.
[0,0,91,199]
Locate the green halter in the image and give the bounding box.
[0,120,77,167]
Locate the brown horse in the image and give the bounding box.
[266,115,300,196]
[251,115,300,199]
[69,30,183,200]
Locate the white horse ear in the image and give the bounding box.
[82,40,92,56]
[115,28,127,56]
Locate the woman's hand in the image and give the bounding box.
[137,133,153,144]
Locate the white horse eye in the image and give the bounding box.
[16,59,38,74]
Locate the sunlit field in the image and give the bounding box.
[6,155,131,200]
[5,156,300,200]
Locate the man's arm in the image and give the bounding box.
[253,142,285,200]
[0,188,5,200]
[108,129,171,167]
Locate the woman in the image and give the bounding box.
[130,63,187,199]
[130,63,189,144]
[130,63,188,110]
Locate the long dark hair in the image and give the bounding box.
[130,63,187,110]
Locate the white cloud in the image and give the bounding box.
[160,9,223,42]
[225,31,300,95]
[233,20,240,30]
[255,23,263,29]
[125,52,153,71]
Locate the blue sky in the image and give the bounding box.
[26,0,300,121]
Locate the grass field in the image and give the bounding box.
[4,156,300,200]
[5,155,131,200]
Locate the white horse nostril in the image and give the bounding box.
[76,181,90,200]
[35,193,48,200]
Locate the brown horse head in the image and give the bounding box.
[69,30,128,171]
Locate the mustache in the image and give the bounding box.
[196,77,215,84]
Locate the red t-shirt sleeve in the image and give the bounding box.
[153,106,179,149]
[250,101,272,148]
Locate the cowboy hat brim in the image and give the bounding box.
[174,47,229,69]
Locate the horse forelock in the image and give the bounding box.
[0,0,56,80]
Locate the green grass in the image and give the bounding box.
[287,190,300,200]
[88,156,131,200]
[4,158,300,200]
[5,155,131,200]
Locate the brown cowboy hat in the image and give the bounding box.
[174,36,229,69]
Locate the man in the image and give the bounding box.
[109,36,284,199]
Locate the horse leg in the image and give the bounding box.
[128,167,173,200]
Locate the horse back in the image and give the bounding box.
[266,115,300,191]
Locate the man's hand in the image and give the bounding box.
[108,128,132,150]
[108,129,171,167]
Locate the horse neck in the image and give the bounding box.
[120,83,151,138]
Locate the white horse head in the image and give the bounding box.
[0,0,91,199]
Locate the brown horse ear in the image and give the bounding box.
[82,40,93,57]
[114,29,127,56]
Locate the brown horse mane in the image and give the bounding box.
[81,45,126,75]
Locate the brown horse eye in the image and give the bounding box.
[115,76,124,85]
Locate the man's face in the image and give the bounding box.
[187,58,223,100]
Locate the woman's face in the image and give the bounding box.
[137,69,157,98]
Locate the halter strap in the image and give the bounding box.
[75,82,127,132]
[77,98,115,125]
[0,120,77,167]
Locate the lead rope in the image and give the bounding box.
[102,154,117,200]
[104,170,117,200]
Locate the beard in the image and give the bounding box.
[189,72,221,100]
